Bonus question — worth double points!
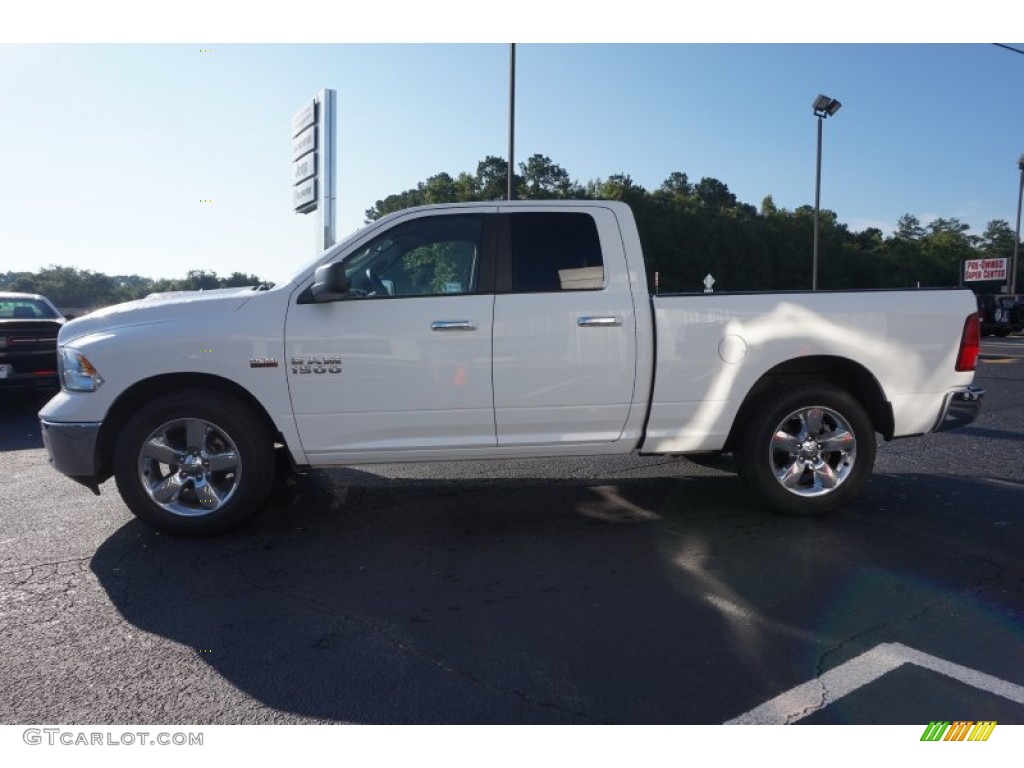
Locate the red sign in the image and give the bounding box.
[964,258,1007,282]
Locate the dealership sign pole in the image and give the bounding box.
[291,89,337,254]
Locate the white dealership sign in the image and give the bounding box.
[291,89,336,252]
[964,258,1007,282]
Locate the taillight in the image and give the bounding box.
[955,313,980,372]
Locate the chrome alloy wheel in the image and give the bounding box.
[136,417,241,517]
[767,406,856,497]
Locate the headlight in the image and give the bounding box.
[58,347,104,392]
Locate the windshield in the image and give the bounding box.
[0,297,61,320]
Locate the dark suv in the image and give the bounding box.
[0,292,66,390]
[976,293,1022,337]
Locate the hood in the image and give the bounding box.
[58,287,258,343]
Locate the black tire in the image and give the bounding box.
[734,384,876,516]
[113,390,275,536]
[994,329,1011,338]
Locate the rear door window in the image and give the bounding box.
[504,213,604,293]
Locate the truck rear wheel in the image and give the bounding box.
[735,385,875,516]
[113,390,275,536]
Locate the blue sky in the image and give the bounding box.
[2,14,1023,282]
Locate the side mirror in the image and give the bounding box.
[310,262,348,302]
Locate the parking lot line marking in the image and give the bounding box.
[725,642,1024,724]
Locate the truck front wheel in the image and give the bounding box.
[113,390,275,536]
[735,385,875,516]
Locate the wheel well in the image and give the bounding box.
[723,356,894,450]
[94,373,284,482]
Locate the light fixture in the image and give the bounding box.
[813,94,842,118]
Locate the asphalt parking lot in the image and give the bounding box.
[1,338,1022,724]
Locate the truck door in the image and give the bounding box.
[285,211,498,460]
[492,207,638,446]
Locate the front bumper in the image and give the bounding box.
[932,385,985,433]
[39,419,103,494]
[0,347,60,389]
[0,367,59,390]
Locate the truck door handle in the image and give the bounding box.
[431,320,478,331]
[577,316,622,327]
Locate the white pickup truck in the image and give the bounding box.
[39,201,984,535]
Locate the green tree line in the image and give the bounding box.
[5,154,1018,309]
[366,154,1021,294]
[0,268,264,311]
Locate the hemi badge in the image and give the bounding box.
[249,358,279,368]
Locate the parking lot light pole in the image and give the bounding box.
[508,44,516,201]
[1013,153,1023,295]
[812,94,842,291]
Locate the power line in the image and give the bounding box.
[993,43,1024,56]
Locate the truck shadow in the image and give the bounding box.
[89,468,1024,724]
